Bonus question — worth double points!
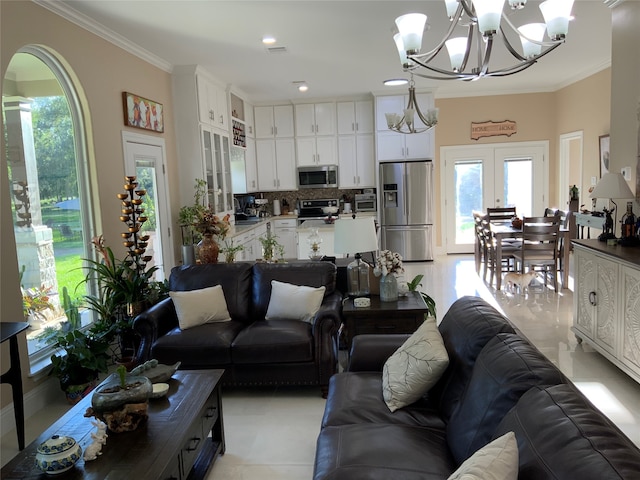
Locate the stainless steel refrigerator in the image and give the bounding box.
[380,160,434,261]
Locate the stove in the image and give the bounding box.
[298,198,340,224]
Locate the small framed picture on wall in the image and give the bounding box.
[599,134,610,176]
[122,92,164,133]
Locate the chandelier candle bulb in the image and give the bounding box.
[517,23,547,58]
[395,13,427,54]
[539,0,574,40]
[472,0,506,35]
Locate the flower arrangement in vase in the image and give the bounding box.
[373,250,404,302]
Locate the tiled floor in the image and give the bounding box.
[2,254,639,478]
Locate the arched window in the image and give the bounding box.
[3,47,95,368]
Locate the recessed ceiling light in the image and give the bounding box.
[298,84,309,92]
[262,36,277,45]
[384,78,409,86]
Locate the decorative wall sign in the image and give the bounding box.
[122,92,164,133]
[471,120,517,140]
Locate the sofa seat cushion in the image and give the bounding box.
[322,372,445,429]
[151,320,246,366]
[313,424,455,480]
[232,319,313,364]
[446,333,566,464]
[494,384,640,480]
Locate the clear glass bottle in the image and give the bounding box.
[379,274,398,302]
[621,201,637,239]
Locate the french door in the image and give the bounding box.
[442,142,548,254]
[122,132,173,279]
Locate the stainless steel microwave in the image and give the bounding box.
[355,193,377,212]
[297,165,338,189]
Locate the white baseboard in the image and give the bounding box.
[1,376,60,436]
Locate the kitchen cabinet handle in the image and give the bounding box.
[273,179,277,187]
[353,176,356,184]
[357,176,360,184]
[356,122,359,131]
[271,126,274,135]
[275,126,278,136]
[352,122,355,132]
[589,291,597,306]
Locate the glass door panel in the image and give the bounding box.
[454,160,484,246]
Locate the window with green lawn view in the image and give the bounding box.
[3,49,94,364]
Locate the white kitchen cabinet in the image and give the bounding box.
[272,218,298,259]
[254,105,295,138]
[572,241,640,384]
[197,74,228,130]
[375,93,435,161]
[376,130,432,161]
[296,136,337,166]
[337,100,374,135]
[338,134,375,188]
[256,138,296,191]
[245,137,258,192]
[295,103,336,137]
[173,65,232,216]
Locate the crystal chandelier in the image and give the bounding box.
[385,74,439,134]
[393,0,575,81]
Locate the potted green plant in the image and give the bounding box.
[48,287,110,404]
[258,231,285,262]
[220,239,244,263]
[407,274,437,319]
[179,178,208,263]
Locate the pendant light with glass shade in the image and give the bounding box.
[392,0,575,82]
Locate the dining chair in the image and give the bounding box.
[511,215,562,292]
[486,206,517,223]
[544,207,560,217]
[481,215,519,286]
[472,211,488,274]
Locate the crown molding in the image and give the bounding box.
[603,0,626,8]
[32,0,173,73]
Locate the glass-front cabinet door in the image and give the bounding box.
[202,126,232,214]
[202,128,215,208]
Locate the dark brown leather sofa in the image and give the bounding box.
[133,261,342,396]
[314,296,640,479]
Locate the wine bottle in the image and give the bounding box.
[620,201,637,238]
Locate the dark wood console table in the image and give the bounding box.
[341,292,428,349]
[1,369,225,479]
[1,321,29,451]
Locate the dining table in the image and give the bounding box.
[490,223,570,291]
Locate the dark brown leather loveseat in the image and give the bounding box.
[133,261,342,396]
[314,296,640,479]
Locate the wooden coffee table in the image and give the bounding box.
[341,291,428,349]
[1,369,225,479]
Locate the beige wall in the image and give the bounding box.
[432,74,610,248]
[555,69,611,206]
[1,1,179,406]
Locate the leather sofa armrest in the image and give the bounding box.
[311,291,343,391]
[132,297,177,364]
[347,334,411,372]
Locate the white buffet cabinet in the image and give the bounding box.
[573,239,640,384]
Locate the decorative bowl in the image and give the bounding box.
[150,382,170,399]
[511,217,523,229]
[322,206,339,215]
[35,434,82,475]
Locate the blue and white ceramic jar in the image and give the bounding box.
[35,434,82,475]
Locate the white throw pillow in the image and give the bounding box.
[169,285,231,330]
[382,316,449,412]
[447,432,519,480]
[265,280,326,323]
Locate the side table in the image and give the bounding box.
[341,291,428,349]
[1,321,29,450]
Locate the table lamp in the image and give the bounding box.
[334,217,378,297]
[589,172,635,241]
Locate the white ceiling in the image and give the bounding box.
[43,0,611,104]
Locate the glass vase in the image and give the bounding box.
[197,233,219,264]
[379,274,398,302]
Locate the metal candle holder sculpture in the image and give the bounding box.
[117,176,152,276]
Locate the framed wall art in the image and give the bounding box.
[122,92,164,133]
[599,134,610,176]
